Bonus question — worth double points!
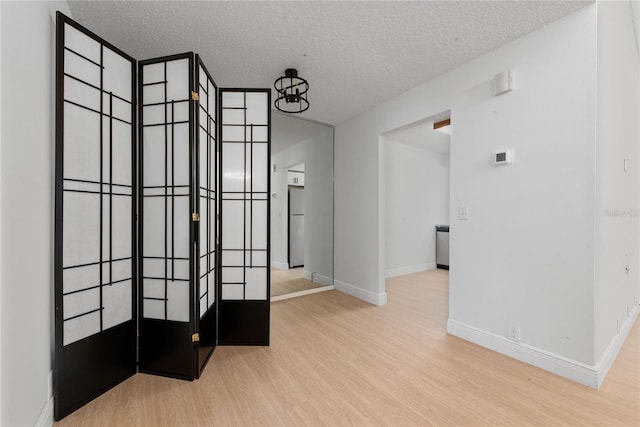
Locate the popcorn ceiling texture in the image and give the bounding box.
[69,0,592,125]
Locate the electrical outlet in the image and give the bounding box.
[508,324,520,343]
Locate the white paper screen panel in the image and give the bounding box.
[141,56,192,322]
[60,22,134,346]
[197,65,217,318]
[220,90,269,301]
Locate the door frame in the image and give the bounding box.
[377,110,452,297]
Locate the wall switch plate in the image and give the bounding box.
[617,317,620,333]
[507,324,520,343]
[458,206,468,220]
[624,158,629,172]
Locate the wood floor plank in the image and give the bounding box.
[56,269,640,426]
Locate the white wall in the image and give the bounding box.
[271,127,334,282]
[594,0,640,367]
[335,4,599,373]
[384,137,449,277]
[1,1,71,425]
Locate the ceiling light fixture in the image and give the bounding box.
[274,68,309,113]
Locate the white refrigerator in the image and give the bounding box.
[288,187,305,268]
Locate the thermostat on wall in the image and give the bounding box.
[494,149,514,165]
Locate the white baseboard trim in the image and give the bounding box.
[385,262,436,278]
[314,274,333,286]
[271,260,289,270]
[447,319,599,389]
[334,280,387,306]
[594,304,639,388]
[303,270,334,286]
[35,396,53,427]
[271,285,334,302]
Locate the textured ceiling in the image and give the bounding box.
[68,0,593,125]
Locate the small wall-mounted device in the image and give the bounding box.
[494,149,514,165]
[458,206,469,220]
[493,69,513,96]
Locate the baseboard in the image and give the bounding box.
[35,396,53,427]
[303,270,334,286]
[271,285,335,302]
[447,319,599,389]
[270,260,289,270]
[594,304,639,388]
[385,262,436,278]
[314,274,333,286]
[334,280,387,306]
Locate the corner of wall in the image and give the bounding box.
[1,1,71,425]
[270,260,289,270]
[385,263,436,278]
[334,279,387,306]
[302,270,333,286]
[34,370,54,427]
[594,306,639,389]
[447,319,600,389]
[594,0,640,371]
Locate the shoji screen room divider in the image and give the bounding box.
[54,13,270,420]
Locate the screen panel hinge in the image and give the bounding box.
[191,91,199,101]
[192,333,200,342]
[192,212,200,222]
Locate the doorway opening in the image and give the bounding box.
[379,111,451,321]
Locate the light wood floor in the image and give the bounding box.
[270,267,327,297]
[57,269,640,426]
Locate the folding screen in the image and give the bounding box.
[55,12,270,420]
[54,13,137,419]
[195,56,218,373]
[219,89,271,345]
[138,53,197,379]
[138,53,220,379]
